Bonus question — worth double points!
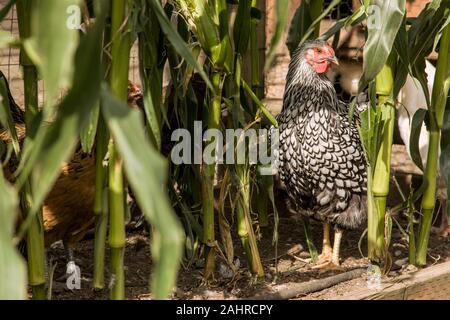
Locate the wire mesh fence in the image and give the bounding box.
[0,2,141,109]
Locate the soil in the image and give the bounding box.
[39,145,450,300]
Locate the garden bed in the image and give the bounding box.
[40,145,450,300]
[43,212,450,300]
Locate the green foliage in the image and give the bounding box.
[1,0,449,299]
[101,88,184,299]
[359,0,405,91]
[0,174,27,300]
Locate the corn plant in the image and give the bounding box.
[2,0,449,301]
[358,0,450,270]
[0,0,189,299]
[415,4,450,266]
[358,0,405,273]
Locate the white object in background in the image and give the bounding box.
[397,60,437,170]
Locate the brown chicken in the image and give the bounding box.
[1,73,143,264]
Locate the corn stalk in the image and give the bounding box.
[359,0,405,273]
[108,0,133,300]
[250,0,270,237]
[370,53,396,267]
[202,71,222,279]
[416,11,450,266]
[93,116,109,290]
[16,0,46,300]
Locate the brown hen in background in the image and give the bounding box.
[0,71,143,275]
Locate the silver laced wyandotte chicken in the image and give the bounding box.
[275,40,367,269]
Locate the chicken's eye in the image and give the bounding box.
[317,48,322,53]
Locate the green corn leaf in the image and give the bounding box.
[15,4,106,226]
[142,84,163,150]
[319,6,365,42]
[410,108,428,171]
[359,0,405,91]
[26,0,80,109]
[286,0,312,55]
[137,2,165,150]
[80,101,100,154]
[242,80,278,127]
[407,0,448,106]
[149,0,212,91]
[433,13,450,52]
[234,0,252,56]
[100,87,184,299]
[393,18,410,98]
[409,0,444,64]
[359,104,376,164]
[0,174,27,300]
[0,75,20,155]
[298,0,342,47]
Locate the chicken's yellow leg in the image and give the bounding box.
[318,223,333,263]
[331,229,343,266]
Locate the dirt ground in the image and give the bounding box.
[41,145,450,300]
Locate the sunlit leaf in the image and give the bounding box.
[101,87,184,299]
[16,6,106,223]
[0,174,27,300]
[27,0,80,109]
[80,101,100,154]
[148,0,212,90]
[359,0,405,91]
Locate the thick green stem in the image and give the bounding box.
[21,57,46,301]
[201,71,222,279]
[417,129,443,266]
[236,166,264,277]
[110,247,124,299]
[367,165,381,261]
[23,181,46,300]
[17,0,46,299]
[108,141,125,300]
[22,66,38,127]
[416,15,450,267]
[232,56,264,277]
[108,0,132,299]
[16,0,37,126]
[93,117,108,290]
[369,53,396,267]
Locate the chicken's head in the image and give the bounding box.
[301,40,339,74]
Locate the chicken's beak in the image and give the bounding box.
[327,55,339,66]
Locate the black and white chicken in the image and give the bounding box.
[274,40,367,268]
